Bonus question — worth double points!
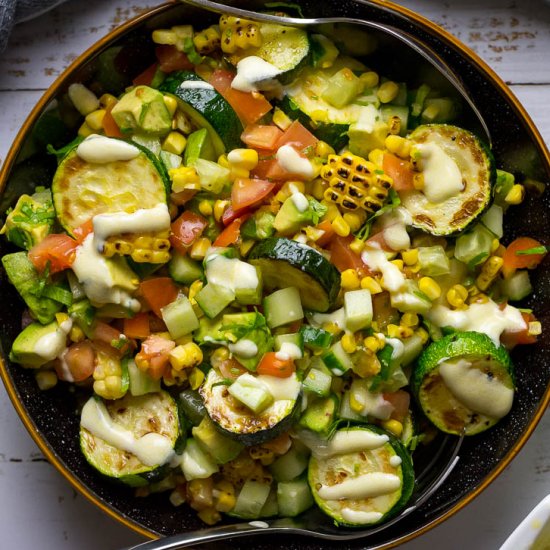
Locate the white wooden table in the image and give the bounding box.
[0,1,549,549]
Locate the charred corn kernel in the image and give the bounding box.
[69,325,85,343]
[385,135,411,159]
[173,109,193,134]
[529,321,542,336]
[152,28,177,45]
[227,148,258,171]
[446,284,468,308]
[169,488,186,507]
[189,367,205,390]
[341,333,357,353]
[368,148,385,168]
[213,200,230,223]
[35,370,57,391]
[401,312,419,327]
[78,121,94,138]
[476,256,503,291]
[220,15,262,54]
[390,259,404,271]
[162,131,187,155]
[416,327,430,344]
[163,95,178,117]
[240,239,255,256]
[193,25,221,54]
[505,184,525,205]
[93,351,125,400]
[361,276,382,294]
[341,269,361,290]
[349,390,364,413]
[315,140,335,159]
[85,109,106,131]
[321,152,393,214]
[332,215,350,237]
[363,335,383,353]
[170,166,200,192]
[272,107,292,131]
[388,115,401,136]
[350,238,366,255]
[170,342,203,371]
[401,248,418,266]
[419,277,442,300]
[343,210,366,232]
[102,230,171,264]
[413,172,424,190]
[197,508,221,525]
[198,200,213,216]
[99,93,117,110]
[387,324,413,338]
[382,419,403,438]
[190,237,211,261]
[214,490,236,513]
[68,83,100,116]
[377,81,399,103]
[360,71,379,89]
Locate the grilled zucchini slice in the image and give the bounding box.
[411,331,514,435]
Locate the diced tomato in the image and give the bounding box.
[170,189,199,206]
[102,106,122,138]
[257,352,295,378]
[275,120,318,151]
[383,390,410,423]
[250,158,293,181]
[231,178,275,211]
[502,237,547,278]
[501,311,538,348]
[241,124,283,151]
[366,229,391,251]
[209,69,273,125]
[132,62,158,87]
[218,358,248,380]
[329,235,369,274]
[155,45,193,72]
[57,340,96,382]
[92,321,132,356]
[170,210,208,254]
[28,233,79,273]
[315,219,335,247]
[139,277,180,317]
[221,204,247,226]
[383,153,415,192]
[136,334,176,380]
[123,312,151,340]
[213,215,250,247]
[72,219,94,243]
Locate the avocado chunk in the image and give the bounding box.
[2,252,63,324]
[347,104,389,158]
[111,85,172,136]
[192,417,243,464]
[273,194,320,235]
[10,320,67,368]
[184,128,216,165]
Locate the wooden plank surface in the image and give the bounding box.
[0,1,549,549]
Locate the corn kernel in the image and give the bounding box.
[152,29,177,45]
[491,238,500,253]
[382,419,403,438]
[55,312,69,325]
[377,81,399,103]
[99,93,117,109]
[198,200,213,217]
[189,367,205,390]
[341,333,357,353]
[315,140,335,159]
[419,277,442,300]
[169,488,186,507]
[401,248,418,266]
[341,269,361,290]
[413,173,424,190]
[227,148,258,171]
[85,109,106,131]
[343,211,366,233]
[311,178,328,201]
[505,184,525,205]
[170,342,203,371]
[321,200,340,222]
[361,276,382,294]
[78,121,94,138]
[388,115,401,136]
[323,322,342,335]
[173,109,193,134]
[401,312,419,327]
[387,324,413,338]
[197,507,221,526]
[210,347,230,368]
[272,107,292,131]
[368,148,385,168]
[193,25,221,55]
[68,83,100,116]
[349,391,364,413]
[213,200,230,223]
[214,489,236,513]
[332,215,351,237]
[360,71,379,89]
[170,166,200,192]
[529,321,542,336]
[390,259,404,271]
[217,154,231,168]
[416,327,430,344]
[162,131,187,155]
[446,284,469,308]
[385,135,411,159]
[69,325,85,343]
[350,238,366,255]
[190,238,211,261]
[163,95,178,117]
[363,335,382,353]
[35,370,58,391]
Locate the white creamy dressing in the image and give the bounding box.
[426,300,526,345]
[439,358,514,419]
[413,142,463,203]
[389,455,402,467]
[376,208,412,251]
[275,342,303,361]
[318,472,401,500]
[76,134,140,164]
[276,145,315,180]
[228,339,258,359]
[361,245,406,292]
[325,430,389,456]
[80,398,174,467]
[248,521,270,529]
[341,509,383,524]
[33,319,73,362]
[72,234,140,311]
[205,254,259,294]
[93,203,171,251]
[385,337,404,361]
[178,81,214,90]
[291,191,310,213]
[231,56,281,93]
[350,385,394,420]
[309,307,346,331]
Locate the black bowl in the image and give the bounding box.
[1,1,549,548]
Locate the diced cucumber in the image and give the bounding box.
[270,444,309,482]
[195,282,235,319]
[228,373,274,414]
[232,481,272,519]
[299,325,332,351]
[159,150,182,171]
[181,438,219,480]
[321,68,363,108]
[421,98,457,123]
[168,252,203,285]
[264,287,304,329]
[161,296,199,339]
[303,367,332,397]
[259,488,279,518]
[299,394,338,434]
[454,224,494,267]
[277,478,314,517]
[310,33,339,69]
[193,158,230,194]
[480,204,504,238]
[418,246,450,276]
[344,289,373,332]
[390,280,432,314]
[127,358,161,396]
[399,332,425,367]
[500,270,532,301]
[339,390,365,422]
[192,417,243,464]
[322,341,353,376]
[494,170,515,206]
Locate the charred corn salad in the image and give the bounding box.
[2,11,548,529]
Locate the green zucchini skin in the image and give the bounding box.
[159,71,243,155]
[248,237,341,312]
[411,331,515,435]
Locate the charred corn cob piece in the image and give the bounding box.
[321,152,392,214]
[193,25,221,54]
[93,349,126,400]
[219,15,262,54]
[102,230,171,264]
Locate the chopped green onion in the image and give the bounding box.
[515,246,547,256]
